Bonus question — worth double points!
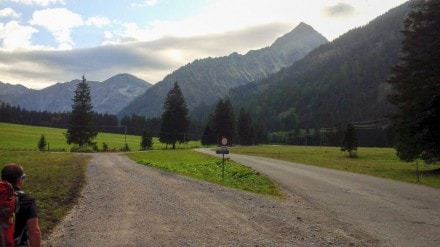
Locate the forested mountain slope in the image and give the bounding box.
[118,23,328,118]
[229,2,410,131]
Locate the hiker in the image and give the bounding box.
[1,164,41,247]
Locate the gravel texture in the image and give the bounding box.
[44,153,374,246]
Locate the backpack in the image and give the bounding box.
[0,181,16,247]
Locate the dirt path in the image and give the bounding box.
[44,153,374,246]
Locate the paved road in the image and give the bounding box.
[196,148,440,247]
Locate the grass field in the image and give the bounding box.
[230,145,440,188]
[126,150,281,197]
[0,150,89,236]
[0,122,201,151]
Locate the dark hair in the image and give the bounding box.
[1,163,24,185]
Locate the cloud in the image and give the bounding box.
[0,8,21,19]
[131,0,158,8]
[29,8,83,49]
[86,16,111,28]
[0,22,292,89]
[10,0,65,6]
[0,21,39,50]
[321,2,356,19]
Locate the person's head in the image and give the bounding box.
[1,163,25,187]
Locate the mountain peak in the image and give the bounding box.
[295,22,314,30]
[269,22,328,55]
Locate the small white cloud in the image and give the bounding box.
[0,21,39,50]
[29,8,83,49]
[0,8,21,19]
[131,0,158,8]
[10,0,65,6]
[86,16,111,28]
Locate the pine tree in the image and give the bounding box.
[237,108,254,145]
[387,0,440,164]
[38,134,46,151]
[341,123,358,158]
[140,129,153,150]
[201,114,216,146]
[213,99,235,145]
[65,76,97,147]
[159,82,189,149]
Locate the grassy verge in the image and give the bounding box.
[126,150,281,197]
[0,151,89,236]
[230,145,440,188]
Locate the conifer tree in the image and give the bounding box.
[65,76,97,147]
[237,108,254,145]
[341,123,358,158]
[213,99,235,145]
[387,0,440,164]
[140,129,153,150]
[159,82,189,149]
[38,134,46,151]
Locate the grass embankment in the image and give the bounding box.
[0,151,89,236]
[231,145,440,188]
[127,150,281,197]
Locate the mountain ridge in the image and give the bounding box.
[118,22,328,118]
[2,74,152,114]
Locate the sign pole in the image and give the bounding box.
[222,153,225,179]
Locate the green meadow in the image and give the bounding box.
[230,145,440,188]
[127,150,281,197]
[0,122,201,151]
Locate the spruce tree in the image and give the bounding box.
[65,76,97,147]
[159,82,189,149]
[38,134,46,151]
[140,129,153,150]
[387,0,440,164]
[213,99,235,145]
[201,114,216,146]
[341,123,358,158]
[237,108,254,145]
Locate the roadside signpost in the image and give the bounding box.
[216,137,229,178]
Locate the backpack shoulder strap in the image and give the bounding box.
[14,190,24,213]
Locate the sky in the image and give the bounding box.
[0,0,408,89]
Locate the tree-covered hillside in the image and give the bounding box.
[230,2,411,131]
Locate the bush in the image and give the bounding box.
[120,143,130,152]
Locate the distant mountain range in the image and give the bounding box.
[118,22,328,118]
[0,74,151,114]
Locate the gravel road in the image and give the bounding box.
[44,153,374,246]
[196,148,440,247]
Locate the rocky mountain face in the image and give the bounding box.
[0,82,33,103]
[118,22,328,118]
[229,2,410,130]
[4,74,151,114]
